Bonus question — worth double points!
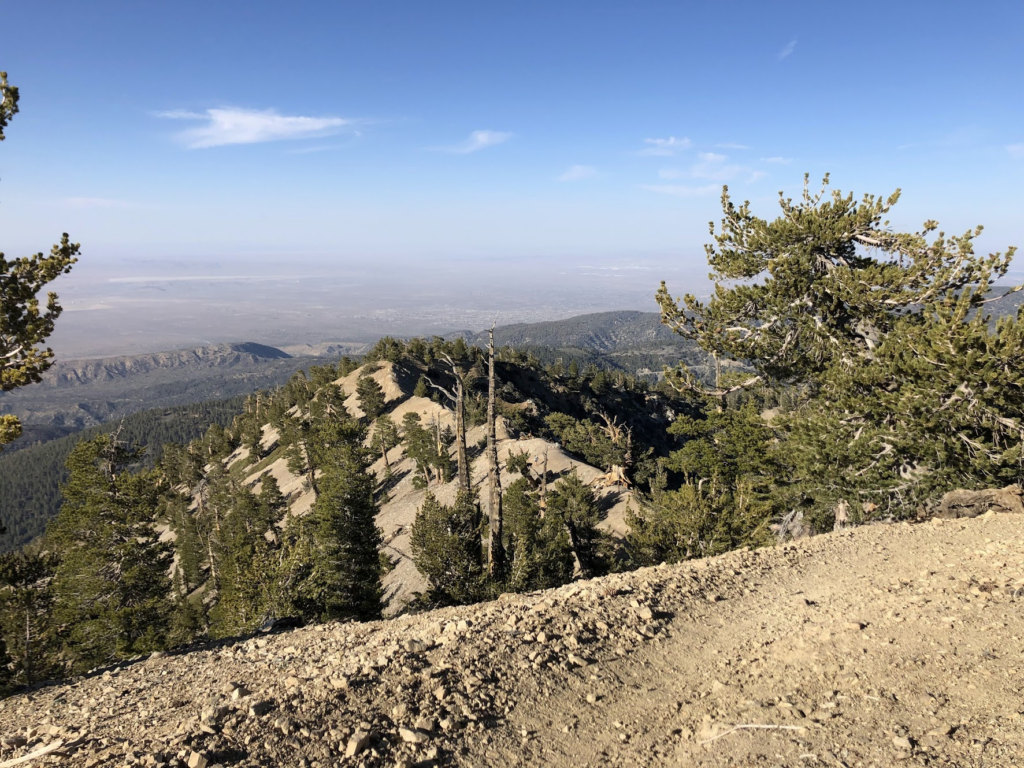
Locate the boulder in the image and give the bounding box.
[936,485,1024,519]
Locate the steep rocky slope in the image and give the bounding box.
[1,513,1021,767]
[224,360,639,614]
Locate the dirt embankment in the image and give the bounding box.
[2,513,1022,768]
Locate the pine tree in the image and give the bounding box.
[500,478,577,592]
[656,174,1021,523]
[657,174,1017,397]
[209,488,267,636]
[402,412,449,486]
[544,470,610,579]
[0,551,60,690]
[1,71,80,454]
[370,414,400,472]
[168,494,204,594]
[356,375,387,421]
[410,490,486,606]
[48,435,171,672]
[278,412,383,624]
[781,284,1024,524]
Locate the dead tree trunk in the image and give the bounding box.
[427,354,472,493]
[538,449,549,518]
[486,326,504,579]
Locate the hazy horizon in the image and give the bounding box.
[3,1,1023,358]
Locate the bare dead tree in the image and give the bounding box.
[486,324,505,578]
[538,448,549,518]
[426,353,474,492]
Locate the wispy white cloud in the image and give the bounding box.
[64,197,136,209]
[656,152,755,183]
[558,165,598,182]
[715,142,750,150]
[157,107,357,149]
[640,183,719,197]
[778,39,797,60]
[761,156,792,164]
[432,130,512,154]
[747,171,768,183]
[638,136,691,156]
[691,152,749,181]
[1008,144,1024,159]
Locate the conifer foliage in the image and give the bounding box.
[286,415,384,623]
[0,72,79,453]
[654,174,1022,527]
[48,435,171,672]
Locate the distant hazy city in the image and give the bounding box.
[48,254,704,358]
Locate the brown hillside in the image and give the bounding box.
[215,360,639,614]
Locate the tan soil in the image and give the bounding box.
[2,513,1021,767]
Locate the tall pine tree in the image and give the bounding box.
[48,435,171,672]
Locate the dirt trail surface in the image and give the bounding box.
[2,514,1022,768]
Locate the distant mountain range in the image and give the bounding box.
[33,342,292,389]
[0,342,311,433]
[461,310,677,352]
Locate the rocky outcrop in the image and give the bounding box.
[936,484,1024,518]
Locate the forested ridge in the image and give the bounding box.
[0,396,248,552]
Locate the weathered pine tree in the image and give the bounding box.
[656,174,1021,521]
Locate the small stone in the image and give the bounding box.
[329,676,349,690]
[230,687,250,701]
[637,606,654,621]
[413,717,435,732]
[586,693,598,704]
[844,621,866,631]
[456,620,470,632]
[284,676,301,688]
[893,736,913,750]
[399,727,430,745]
[248,700,274,717]
[567,654,590,667]
[345,730,370,757]
[711,680,729,694]
[186,752,208,768]
[433,685,448,701]
[927,724,953,737]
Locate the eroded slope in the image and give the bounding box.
[1,513,1021,767]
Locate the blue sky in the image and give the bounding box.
[2,0,1023,276]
